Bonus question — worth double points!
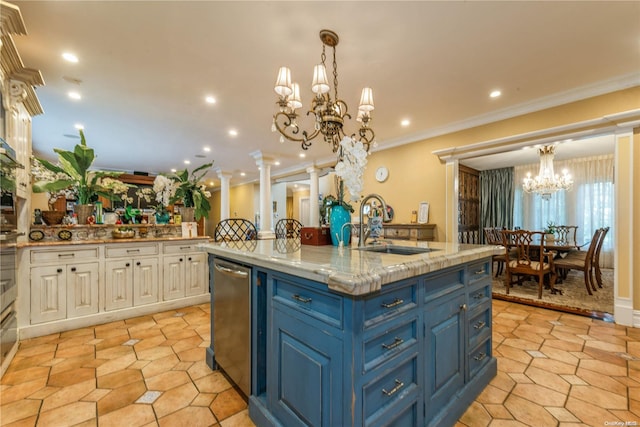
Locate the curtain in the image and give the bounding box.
[480,167,514,242]
[513,154,614,267]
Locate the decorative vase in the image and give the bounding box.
[41,210,65,225]
[179,206,195,222]
[155,212,170,224]
[75,204,94,225]
[329,205,351,246]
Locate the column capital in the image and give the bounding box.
[306,166,320,174]
[214,167,233,180]
[249,150,277,166]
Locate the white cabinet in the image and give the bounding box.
[30,254,99,324]
[163,242,208,300]
[105,243,159,310]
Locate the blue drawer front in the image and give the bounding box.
[424,267,464,300]
[469,337,492,379]
[468,281,491,310]
[468,303,491,349]
[363,281,417,329]
[363,354,418,423]
[363,316,418,372]
[468,260,491,286]
[273,276,343,329]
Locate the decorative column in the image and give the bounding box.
[251,151,276,239]
[215,168,232,220]
[307,166,320,226]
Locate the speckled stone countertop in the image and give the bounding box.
[199,239,501,296]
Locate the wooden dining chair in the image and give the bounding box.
[593,226,609,288]
[275,218,303,239]
[554,225,578,244]
[554,228,603,295]
[214,218,258,242]
[484,227,506,277]
[501,230,557,299]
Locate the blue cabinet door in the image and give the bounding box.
[424,291,466,418]
[269,306,343,427]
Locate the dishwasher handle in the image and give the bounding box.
[215,263,249,279]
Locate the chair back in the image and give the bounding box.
[593,226,609,266]
[214,218,258,242]
[275,218,303,239]
[501,230,546,267]
[555,225,578,243]
[483,227,502,245]
[582,227,604,267]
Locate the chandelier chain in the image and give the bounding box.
[332,46,339,100]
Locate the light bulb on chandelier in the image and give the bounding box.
[271,29,376,153]
[522,145,573,200]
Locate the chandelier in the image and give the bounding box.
[522,145,573,200]
[271,29,375,153]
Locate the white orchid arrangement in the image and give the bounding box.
[99,177,134,204]
[334,136,368,206]
[152,175,177,215]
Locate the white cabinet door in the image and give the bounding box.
[133,257,159,306]
[105,260,133,310]
[185,252,207,296]
[163,254,185,300]
[67,262,99,317]
[31,265,66,323]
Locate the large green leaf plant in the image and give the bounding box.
[32,130,123,205]
[167,162,213,221]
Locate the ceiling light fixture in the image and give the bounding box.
[62,52,78,63]
[184,160,191,165]
[522,145,573,200]
[490,90,501,98]
[74,123,84,130]
[205,96,216,104]
[272,29,375,153]
[68,91,81,100]
[401,119,410,127]
[228,129,238,137]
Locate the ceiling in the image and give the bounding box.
[8,1,640,187]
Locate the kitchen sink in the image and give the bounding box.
[354,245,439,255]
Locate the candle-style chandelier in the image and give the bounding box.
[522,145,573,200]
[271,29,375,153]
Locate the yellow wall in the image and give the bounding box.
[292,189,310,223]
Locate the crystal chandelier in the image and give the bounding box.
[522,145,573,200]
[272,29,375,153]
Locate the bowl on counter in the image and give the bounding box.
[112,229,135,239]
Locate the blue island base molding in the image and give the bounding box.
[201,240,499,427]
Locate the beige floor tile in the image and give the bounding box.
[188,361,218,381]
[569,385,627,410]
[609,410,640,424]
[559,374,588,385]
[579,358,628,376]
[511,383,567,407]
[529,358,576,375]
[584,339,627,354]
[495,345,533,365]
[136,345,175,362]
[97,369,143,389]
[145,370,192,392]
[503,394,558,426]
[0,398,42,425]
[36,401,96,427]
[210,388,248,421]
[49,354,97,376]
[153,382,199,418]
[219,409,255,427]
[41,378,96,412]
[565,396,623,425]
[27,385,60,400]
[4,351,56,372]
[97,379,147,416]
[97,403,156,427]
[134,335,169,352]
[96,353,138,377]
[191,392,216,407]
[141,354,181,378]
[194,371,233,394]
[483,403,514,420]
[48,367,96,388]
[542,339,584,352]
[486,420,528,426]
[95,345,135,361]
[496,358,529,374]
[500,338,541,351]
[0,377,48,405]
[1,366,50,386]
[576,367,627,395]
[176,347,205,362]
[582,346,628,367]
[545,406,580,423]
[477,384,510,404]
[459,401,492,427]
[538,344,580,366]
[523,366,571,394]
[81,388,112,402]
[173,361,194,371]
[157,405,217,427]
[550,330,586,345]
[506,373,533,384]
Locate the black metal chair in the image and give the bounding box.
[214,218,258,242]
[275,218,303,239]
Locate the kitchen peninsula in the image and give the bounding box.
[202,239,498,427]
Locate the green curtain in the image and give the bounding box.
[480,167,514,243]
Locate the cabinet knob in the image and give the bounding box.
[136,262,141,266]
[71,267,76,272]
[179,258,183,262]
[126,263,130,267]
[57,268,63,273]
[188,257,192,261]
[460,303,467,311]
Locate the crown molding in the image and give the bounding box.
[0,1,27,36]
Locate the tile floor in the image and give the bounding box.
[1,300,639,427]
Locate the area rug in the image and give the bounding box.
[492,268,614,319]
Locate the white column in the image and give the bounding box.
[251,151,276,239]
[216,169,232,220]
[307,166,320,227]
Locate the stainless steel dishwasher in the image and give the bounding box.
[213,258,251,397]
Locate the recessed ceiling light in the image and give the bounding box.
[74,123,84,130]
[184,160,191,164]
[62,52,78,63]
[209,181,215,186]
[205,96,216,104]
[401,119,410,127]
[68,91,81,100]
[489,90,501,98]
[274,161,281,166]
[170,168,177,173]
[240,172,246,177]
[294,184,298,188]
[299,153,306,158]
[203,147,211,152]
[228,129,238,137]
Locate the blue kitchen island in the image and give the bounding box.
[200,239,498,427]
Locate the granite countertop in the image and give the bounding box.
[18,235,211,248]
[199,239,501,296]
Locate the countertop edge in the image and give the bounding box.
[18,236,212,248]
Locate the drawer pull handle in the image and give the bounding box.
[382,379,404,396]
[127,249,140,253]
[460,303,467,311]
[474,321,486,330]
[58,253,74,258]
[382,337,404,350]
[180,246,192,250]
[474,352,487,361]
[474,292,484,299]
[292,294,312,304]
[381,298,403,308]
[475,269,486,275]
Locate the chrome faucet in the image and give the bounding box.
[358,194,389,247]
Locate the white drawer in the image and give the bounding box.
[31,247,99,263]
[163,242,200,254]
[106,244,158,258]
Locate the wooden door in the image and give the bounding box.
[458,165,480,243]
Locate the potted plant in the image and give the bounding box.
[544,221,557,242]
[32,130,124,224]
[166,162,213,222]
[152,175,177,224]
